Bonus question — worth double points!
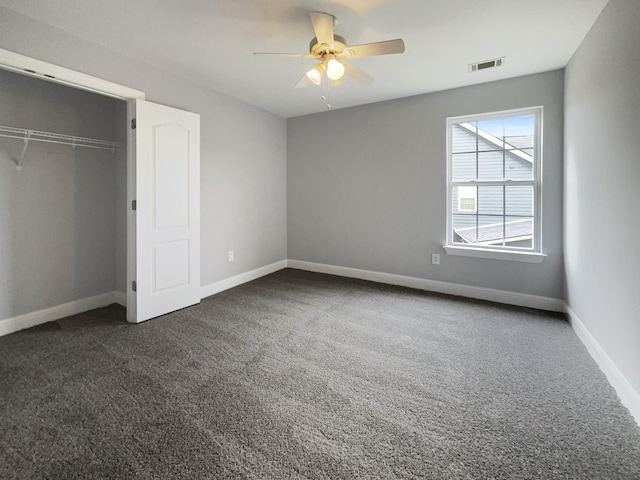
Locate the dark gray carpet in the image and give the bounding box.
[1,269,639,479]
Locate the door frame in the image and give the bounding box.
[0,48,145,321]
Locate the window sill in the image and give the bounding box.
[443,245,546,263]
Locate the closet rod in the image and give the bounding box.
[0,125,123,151]
[0,125,123,170]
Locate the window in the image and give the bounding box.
[445,107,543,261]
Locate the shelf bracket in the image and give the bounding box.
[16,131,31,171]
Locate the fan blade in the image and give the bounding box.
[342,39,405,58]
[342,61,374,85]
[253,52,317,58]
[309,12,335,46]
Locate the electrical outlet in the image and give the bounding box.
[431,253,440,265]
[228,250,234,262]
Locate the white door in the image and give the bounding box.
[129,99,200,323]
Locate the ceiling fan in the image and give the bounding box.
[254,12,405,88]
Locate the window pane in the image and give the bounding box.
[452,214,478,244]
[505,185,533,216]
[505,216,533,249]
[477,215,505,245]
[504,114,535,140]
[452,123,477,153]
[452,185,477,213]
[505,149,534,180]
[477,118,504,151]
[478,185,503,216]
[452,214,476,229]
[452,153,476,181]
[505,136,534,151]
[519,148,534,157]
[457,185,477,212]
[478,151,504,181]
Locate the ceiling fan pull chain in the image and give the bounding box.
[321,74,332,108]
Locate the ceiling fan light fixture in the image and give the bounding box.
[255,12,405,91]
[306,64,325,85]
[326,58,345,80]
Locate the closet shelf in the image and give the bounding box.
[0,125,124,171]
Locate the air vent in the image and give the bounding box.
[469,57,505,72]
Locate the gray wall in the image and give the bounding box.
[564,1,640,400]
[0,69,120,318]
[0,6,287,295]
[288,71,564,299]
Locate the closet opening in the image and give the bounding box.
[1,48,201,332]
[0,67,129,326]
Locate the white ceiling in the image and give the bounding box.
[0,0,609,118]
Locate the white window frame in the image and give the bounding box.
[444,106,546,263]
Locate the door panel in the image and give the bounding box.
[132,99,200,323]
[153,240,190,292]
[154,124,190,228]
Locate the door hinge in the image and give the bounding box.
[131,118,136,129]
[132,281,137,292]
[131,200,137,211]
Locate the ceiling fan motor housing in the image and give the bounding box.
[309,34,347,58]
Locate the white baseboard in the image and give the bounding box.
[114,291,127,307]
[287,260,564,312]
[3,261,637,428]
[287,260,639,426]
[200,260,288,299]
[1,259,288,337]
[564,303,640,426]
[0,291,122,337]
